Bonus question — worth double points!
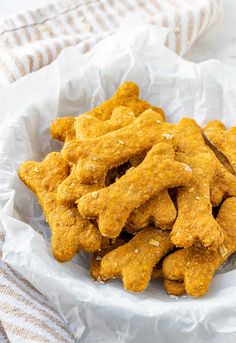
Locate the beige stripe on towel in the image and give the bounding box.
[0,0,222,84]
[0,230,74,343]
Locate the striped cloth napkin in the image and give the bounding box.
[0,231,74,343]
[0,0,222,85]
[0,0,222,342]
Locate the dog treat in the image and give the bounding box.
[62,110,176,184]
[163,197,236,297]
[57,170,102,205]
[50,82,165,142]
[180,119,236,204]
[171,118,236,247]
[81,81,165,121]
[50,117,76,142]
[127,156,177,232]
[75,106,136,139]
[78,143,192,238]
[126,191,177,232]
[203,121,236,173]
[163,279,185,296]
[91,238,125,281]
[21,82,236,298]
[171,152,224,249]
[19,152,102,262]
[210,160,236,206]
[57,107,138,204]
[100,226,173,292]
[92,241,164,282]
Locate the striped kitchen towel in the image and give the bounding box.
[0,230,74,343]
[0,0,223,85]
[0,323,9,343]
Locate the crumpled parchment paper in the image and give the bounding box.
[1,25,236,343]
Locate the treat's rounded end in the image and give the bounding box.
[164,279,185,296]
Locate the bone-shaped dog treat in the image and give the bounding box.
[163,197,236,297]
[203,121,236,173]
[128,151,176,232]
[171,152,224,249]
[50,117,76,143]
[50,82,165,142]
[74,109,175,232]
[100,226,173,292]
[126,190,177,232]
[75,106,136,139]
[93,247,164,283]
[92,240,164,282]
[57,108,138,205]
[57,171,102,205]
[81,81,165,121]
[176,118,236,205]
[210,160,236,206]
[19,152,102,262]
[78,143,192,238]
[125,152,177,232]
[163,279,185,296]
[62,109,175,184]
[90,238,125,281]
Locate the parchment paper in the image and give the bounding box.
[1,25,236,343]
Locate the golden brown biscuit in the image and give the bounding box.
[82,81,165,121]
[90,238,126,281]
[57,170,102,205]
[163,279,185,296]
[203,121,236,173]
[163,197,236,297]
[100,226,173,292]
[90,243,164,283]
[62,109,174,184]
[108,151,176,233]
[57,108,138,205]
[78,143,192,238]
[210,161,236,206]
[91,239,164,282]
[128,153,177,232]
[75,106,136,139]
[19,152,102,262]
[50,117,76,142]
[172,118,236,247]
[126,190,177,232]
[171,152,224,250]
[168,118,236,205]
[51,82,165,142]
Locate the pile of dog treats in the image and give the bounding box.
[19,82,236,297]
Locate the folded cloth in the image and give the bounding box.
[0,231,74,343]
[0,0,222,85]
[0,323,9,343]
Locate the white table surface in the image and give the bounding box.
[0,0,235,69]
